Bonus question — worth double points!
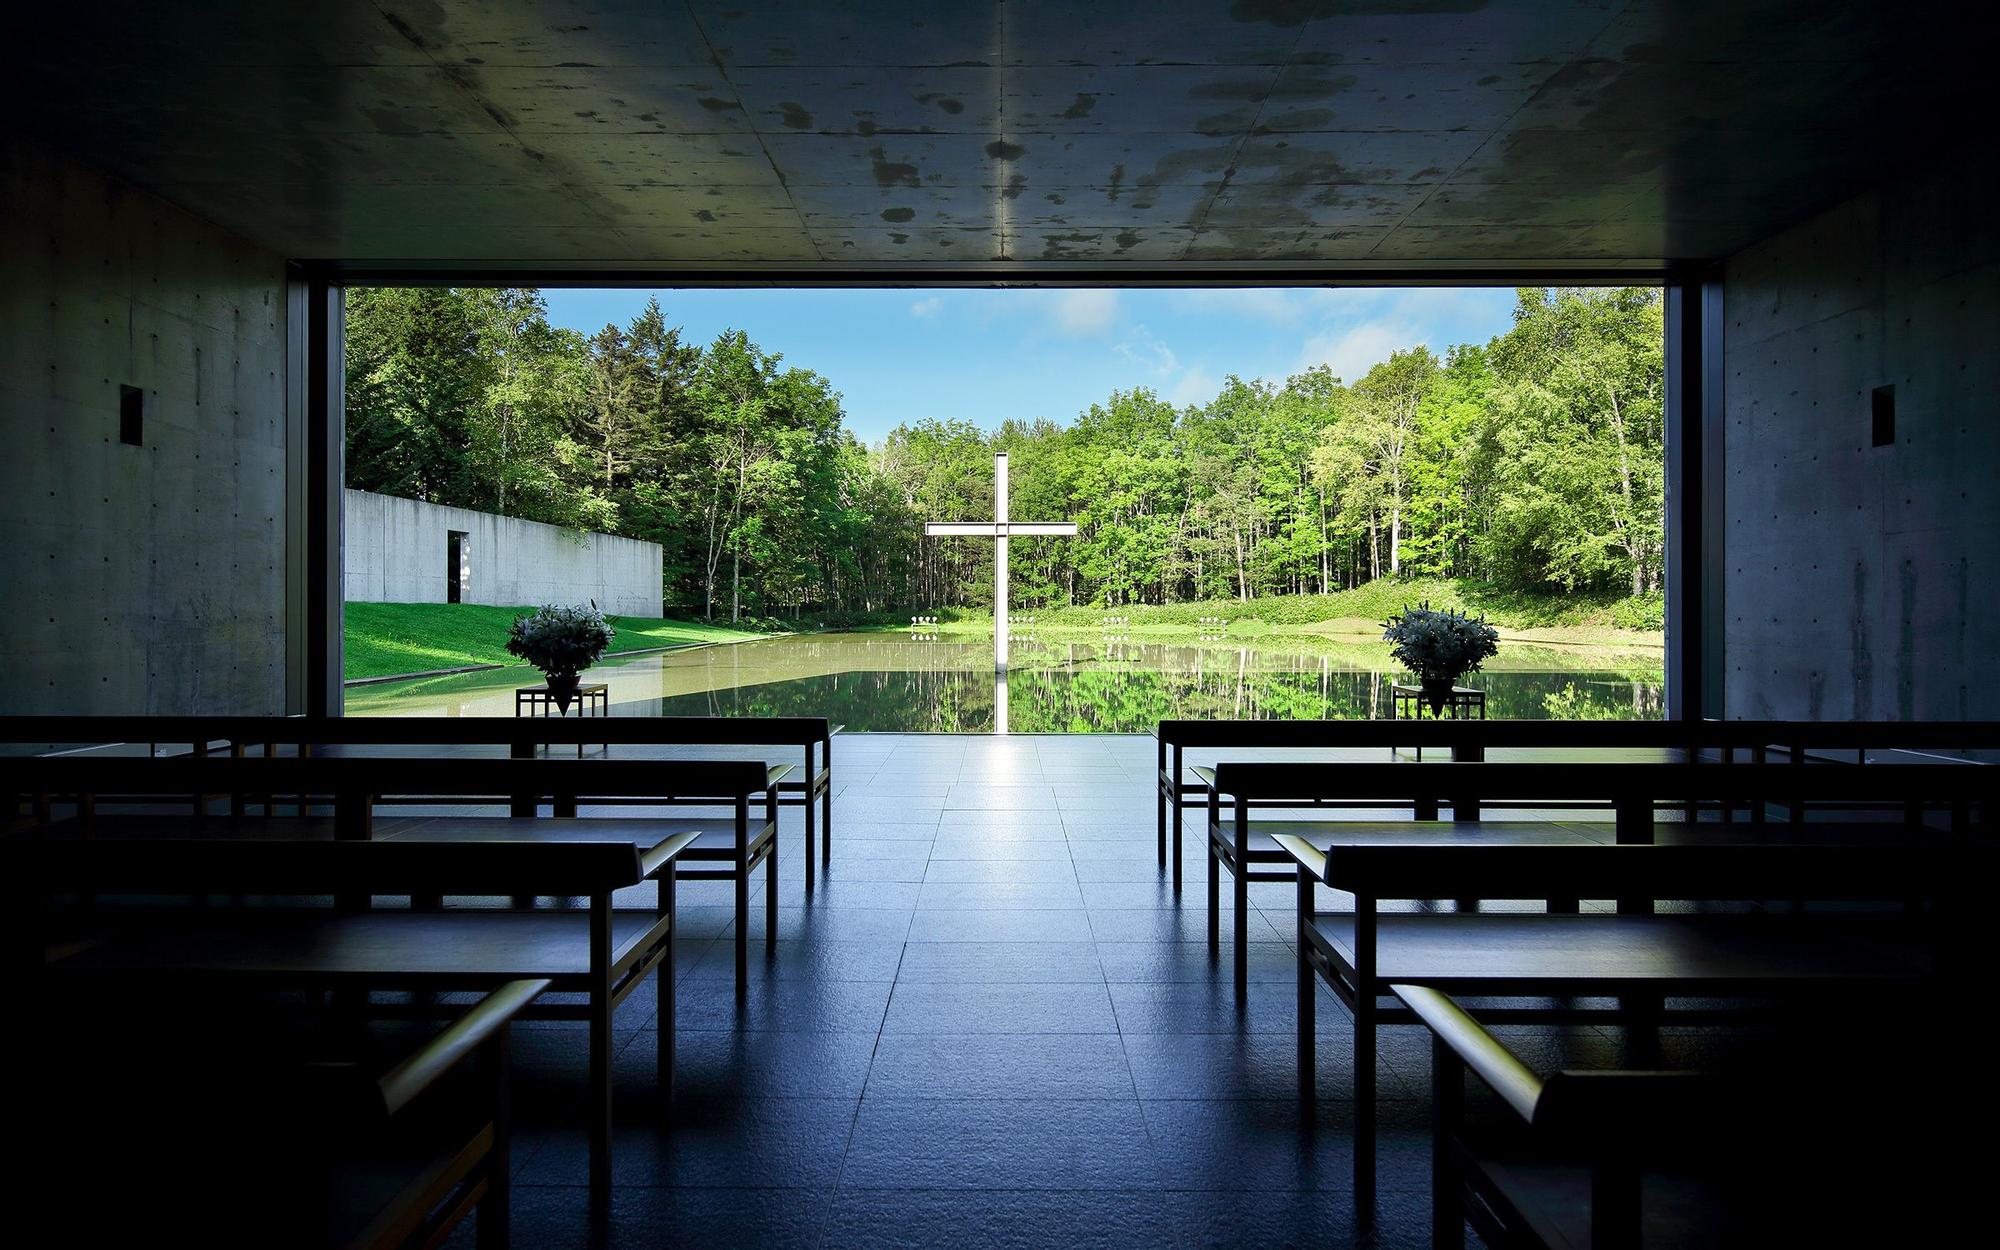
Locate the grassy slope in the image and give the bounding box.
[344,602,765,681]
[884,576,1664,652]
[896,578,1664,650]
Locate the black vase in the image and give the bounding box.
[1419,676,1456,716]
[545,671,581,712]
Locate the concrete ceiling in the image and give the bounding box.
[5,1,1990,271]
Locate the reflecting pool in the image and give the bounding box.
[346,630,1664,731]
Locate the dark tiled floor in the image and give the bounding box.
[455,734,1621,1249]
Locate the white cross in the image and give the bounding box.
[926,452,1077,672]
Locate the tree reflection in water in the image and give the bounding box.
[646,637,1664,733]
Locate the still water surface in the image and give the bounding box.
[346,631,1663,731]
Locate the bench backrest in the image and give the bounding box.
[1320,840,1978,902]
[1395,982,1727,1140]
[6,753,776,804]
[0,714,832,750]
[1163,719,1701,751]
[1212,760,1995,809]
[1159,718,2000,756]
[14,835,649,897]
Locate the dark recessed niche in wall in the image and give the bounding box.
[119,385,143,446]
[1871,384,1895,447]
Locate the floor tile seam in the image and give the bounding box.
[818,937,908,1244]
[1087,910,1163,1159]
[510,1177,1392,1195]
[879,1026,1128,1036]
[669,1025,896,1035]
[846,1093,1150,1105]
[505,1182,838,1197]
[822,1185,1216,1194]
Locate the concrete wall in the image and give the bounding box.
[0,134,289,715]
[1723,145,2000,720]
[343,489,662,617]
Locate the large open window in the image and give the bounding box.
[327,283,1673,729]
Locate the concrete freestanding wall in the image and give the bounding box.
[342,489,662,617]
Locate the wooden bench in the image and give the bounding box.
[1202,757,1655,997]
[421,807,789,994]
[1398,982,1965,1248]
[9,751,787,992]
[1160,720,1708,881]
[1209,816,1614,992]
[1204,756,1991,994]
[1397,981,1713,1250]
[1,713,837,887]
[512,715,837,891]
[1264,784,1987,1198]
[27,975,547,1248]
[1159,718,2000,882]
[8,771,724,1189]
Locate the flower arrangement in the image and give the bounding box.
[506,602,615,708]
[1381,602,1500,712]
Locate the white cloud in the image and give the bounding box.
[1114,324,1180,376]
[1050,288,1119,337]
[1276,287,1521,384]
[1294,321,1420,384]
[909,296,944,318]
[1111,321,1219,407]
[1169,364,1221,408]
[1159,286,1517,391]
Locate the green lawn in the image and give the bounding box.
[863,578,1664,647]
[344,602,766,682]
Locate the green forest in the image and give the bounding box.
[344,286,1664,627]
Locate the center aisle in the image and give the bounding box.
[483,733,1459,1249]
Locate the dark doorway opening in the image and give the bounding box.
[447,530,468,603]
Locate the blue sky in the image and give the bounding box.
[540,286,1521,446]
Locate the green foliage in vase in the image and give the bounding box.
[505,603,616,679]
[1381,602,1501,685]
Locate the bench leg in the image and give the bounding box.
[1233,863,1249,999]
[588,893,613,1194]
[1354,990,1376,1205]
[736,800,751,997]
[804,780,817,895]
[821,777,832,868]
[1592,1161,1643,1249]
[766,833,779,951]
[734,868,750,997]
[479,1028,511,1250]
[658,869,676,1108]
[1172,795,1184,895]
[1157,787,1167,870]
[1431,1038,1464,1250]
[1297,880,1316,1107]
[1618,994,1664,1067]
[1206,834,1220,948]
